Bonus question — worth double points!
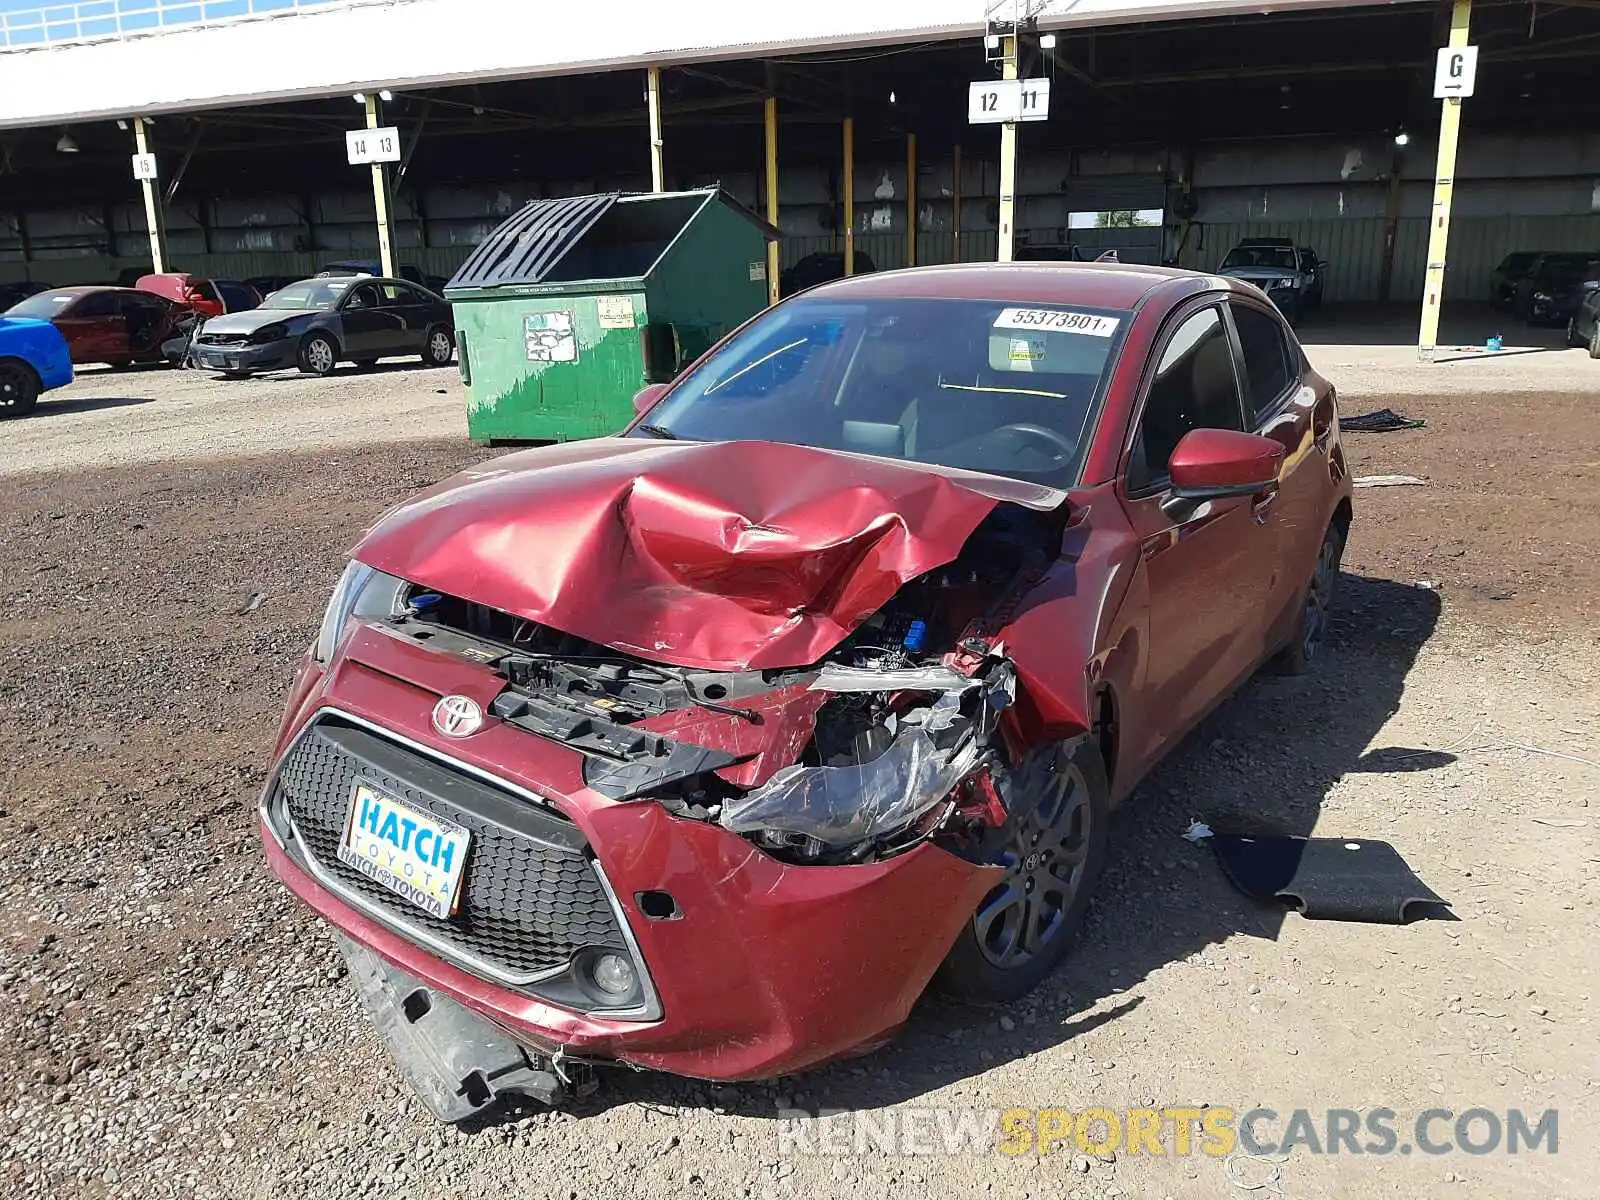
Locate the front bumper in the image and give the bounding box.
[193,339,295,373]
[261,640,1001,1083]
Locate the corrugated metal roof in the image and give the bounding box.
[0,0,1396,129]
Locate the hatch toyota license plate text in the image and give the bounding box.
[337,782,471,918]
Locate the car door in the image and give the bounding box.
[57,292,129,364]
[336,282,395,359]
[118,292,172,357]
[1226,299,1333,651]
[1118,302,1279,766]
[386,283,436,353]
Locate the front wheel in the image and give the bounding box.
[935,736,1111,1005]
[298,333,338,377]
[1567,319,1586,349]
[0,360,40,418]
[422,325,455,368]
[1590,323,1600,361]
[1272,520,1346,675]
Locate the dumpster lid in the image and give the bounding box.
[447,187,779,292]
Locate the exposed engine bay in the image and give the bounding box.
[362,503,1063,866]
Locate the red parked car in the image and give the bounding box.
[3,285,185,367]
[137,272,226,320]
[261,263,1352,1121]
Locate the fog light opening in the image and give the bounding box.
[588,951,639,999]
[637,890,681,920]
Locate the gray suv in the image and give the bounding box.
[1218,238,1325,321]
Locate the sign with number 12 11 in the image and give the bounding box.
[967,78,1052,125]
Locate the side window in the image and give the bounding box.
[1127,306,1244,493]
[346,284,380,309]
[74,292,120,318]
[1231,304,1297,423]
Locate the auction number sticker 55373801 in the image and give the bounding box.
[994,308,1121,337]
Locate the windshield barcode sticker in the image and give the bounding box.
[993,308,1120,337]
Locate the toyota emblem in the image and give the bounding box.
[432,694,484,739]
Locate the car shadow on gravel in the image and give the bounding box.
[30,395,157,418]
[562,571,1445,1119]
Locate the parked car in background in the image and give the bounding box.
[1514,252,1600,325]
[3,286,185,367]
[215,280,263,313]
[1489,251,1541,310]
[245,275,304,299]
[260,262,1352,1120]
[0,313,74,417]
[190,276,455,377]
[319,259,450,293]
[0,281,51,311]
[1217,238,1324,320]
[778,250,878,297]
[138,273,225,320]
[1565,280,1600,357]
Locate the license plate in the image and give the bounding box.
[198,352,232,369]
[337,781,471,919]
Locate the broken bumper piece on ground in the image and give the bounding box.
[339,934,587,1123]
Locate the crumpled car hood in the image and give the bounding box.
[354,438,1064,671]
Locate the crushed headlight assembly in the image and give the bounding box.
[314,561,410,663]
[719,664,1016,860]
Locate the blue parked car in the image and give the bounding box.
[0,316,74,417]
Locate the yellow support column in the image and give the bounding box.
[843,117,855,276]
[366,94,398,279]
[764,95,780,307]
[906,133,917,268]
[646,66,665,192]
[133,118,167,274]
[996,34,1019,263]
[1419,0,1473,359]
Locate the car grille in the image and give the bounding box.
[270,715,626,984]
[197,334,252,348]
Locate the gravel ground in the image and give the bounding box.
[2,336,1597,1200]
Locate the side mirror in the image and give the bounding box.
[633,383,669,416]
[1163,429,1284,518]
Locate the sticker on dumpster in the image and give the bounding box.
[748,261,766,282]
[596,296,635,330]
[525,311,577,363]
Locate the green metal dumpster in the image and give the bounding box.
[446,188,779,444]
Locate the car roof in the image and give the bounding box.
[1236,237,1295,247]
[801,261,1218,308]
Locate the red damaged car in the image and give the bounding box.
[261,263,1352,1120]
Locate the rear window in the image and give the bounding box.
[6,290,78,319]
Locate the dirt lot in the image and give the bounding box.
[1,346,1596,1200]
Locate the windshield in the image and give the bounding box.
[632,297,1129,487]
[1222,246,1297,271]
[261,280,351,310]
[5,290,79,319]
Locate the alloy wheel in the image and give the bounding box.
[973,761,1092,971]
[0,363,35,414]
[306,340,334,373]
[429,330,453,363]
[1301,533,1341,662]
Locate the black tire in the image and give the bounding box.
[298,333,339,377]
[1590,323,1600,361]
[1566,319,1586,349]
[1271,520,1346,676]
[935,735,1110,1005]
[422,325,455,368]
[0,359,40,418]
